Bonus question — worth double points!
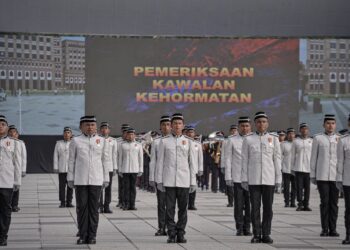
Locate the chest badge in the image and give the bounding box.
[182,140,187,145]
[96,139,101,146]
[6,141,10,147]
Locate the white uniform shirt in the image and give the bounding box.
[19,140,27,173]
[53,140,71,173]
[336,134,350,186]
[193,140,203,174]
[0,136,21,188]
[149,136,161,183]
[156,134,196,188]
[67,134,109,186]
[241,132,282,185]
[103,136,118,172]
[118,140,143,174]
[281,140,293,174]
[291,137,312,173]
[310,133,338,181]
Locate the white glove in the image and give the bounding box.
[13,185,20,192]
[118,171,123,178]
[103,181,109,188]
[149,181,156,188]
[113,170,117,176]
[241,182,249,191]
[157,183,165,192]
[310,177,316,185]
[197,171,203,177]
[336,182,343,192]
[67,181,74,189]
[137,172,143,177]
[22,171,26,177]
[189,185,196,193]
[226,180,233,187]
[275,183,281,192]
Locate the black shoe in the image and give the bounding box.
[329,230,339,237]
[0,237,7,246]
[167,236,176,243]
[342,235,350,244]
[104,206,113,213]
[76,231,80,237]
[88,238,96,244]
[66,203,74,208]
[122,206,128,211]
[188,206,197,210]
[227,204,233,207]
[244,230,252,236]
[98,207,104,213]
[296,206,303,211]
[116,202,121,208]
[290,203,296,208]
[12,206,20,212]
[284,203,289,207]
[261,235,273,244]
[176,235,187,243]
[155,229,167,236]
[77,238,87,244]
[236,230,244,236]
[320,230,329,237]
[251,235,261,243]
[128,207,137,211]
[303,207,312,211]
[59,203,65,208]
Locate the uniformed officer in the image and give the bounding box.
[241,111,282,244]
[0,115,21,246]
[221,125,235,207]
[149,115,172,236]
[98,122,117,213]
[336,114,350,244]
[156,113,196,244]
[310,114,340,237]
[281,128,296,207]
[278,130,286,142]
[116,124,130,208]
[7,125,27,212]
[186,125,203,211]
[67,115,109,245]
[53,127,74,208]
[118,128,143,210]
[291,123,313,211]
[225,117,252,236]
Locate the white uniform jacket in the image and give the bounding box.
[291,137,312,173]
[67,134,109,186]
[281,140,293,174]
[149,136,161,183]
[155,134,196,188]
[53,140,71,173]
[118,140,143,174]
[0,136,21,188]
[336,134,350,186]
[310,133,338,181]
[103,136,118,172]
[241,132,282,185]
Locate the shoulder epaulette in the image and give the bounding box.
[269,132,278,137]
[161,135,171,139]
[340,134,350,139]
[183,135,194,141]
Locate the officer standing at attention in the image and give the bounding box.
[99,122,118,214]
[7,125,27,212]
[222,124,238,207]
[67,115,109,245]
[310,114,340,237]
[225,117,252,236]
[291,123,313,212]
[336,114,350,244]
[53,127,74,208]
[241,111,282,244]
[118,128,143,210]
[0,115,21,246]
[149,115,172,236]
[116,124,130,208]
[186,125,203,211]
[281,128,296,208]
[156,113,196,244]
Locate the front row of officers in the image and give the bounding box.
[1,111,350,246]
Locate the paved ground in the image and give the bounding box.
[4,174,348,250]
